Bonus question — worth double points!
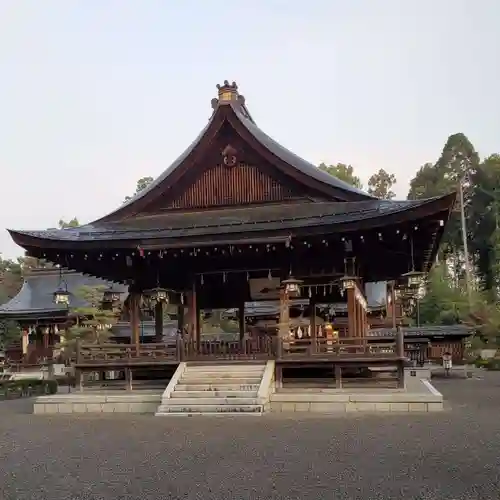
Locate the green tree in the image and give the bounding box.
[0,256,22,304]
[367,169,397,199]
[417,266,465,325]
[417,265,500,345]
[61,285,119,360]
[469,154,500,296]
[58,217,80,229]
[0,320,20,349]
[124,176,154,202]
[407,133,479,275]
[318,163,363,189]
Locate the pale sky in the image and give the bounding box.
[0,0,498,259]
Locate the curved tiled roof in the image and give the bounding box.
[0,269,127,318]
[8,196,451,245]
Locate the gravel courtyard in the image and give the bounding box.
[0,373,499,500]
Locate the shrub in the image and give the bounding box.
[474,358,490,368]
[485,359,500,371]
[0,378,58,398]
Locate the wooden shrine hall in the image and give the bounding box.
[7,81,457,373]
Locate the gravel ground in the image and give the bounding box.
[0,372,499,500]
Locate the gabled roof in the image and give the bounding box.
[0,268,127,319]
[94,81,375,223]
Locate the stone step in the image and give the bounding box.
[180,377,263,385]
[186,365,265,371]
[156,404,263,414]
[182,372,264,379]
[175,384,260,391]
[171,390,258,398]
[162,397,259,405]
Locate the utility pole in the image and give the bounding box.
[458,178,472,304]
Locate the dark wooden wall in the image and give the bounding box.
[167,163,299,209]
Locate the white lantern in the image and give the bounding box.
[281,277,303,297]
[144,287,169,303]
[402,270,425,289]
[340,275,357,291]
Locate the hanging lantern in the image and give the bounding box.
[144,287,169,304]
[53,267,70,305]
[53,285,70,305]
[102,284,122,305]
[402,270,425,290]
[281,276,303,297]
[339,275,357,291]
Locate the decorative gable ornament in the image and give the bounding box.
[222,144,238,167]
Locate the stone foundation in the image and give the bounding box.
[33,391,162,414]
[269,379,443,413]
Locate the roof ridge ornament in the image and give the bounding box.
[211,80,246,110]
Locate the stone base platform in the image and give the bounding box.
[269,379,443,413]
[32,380,444,415]
[33,390,163,414]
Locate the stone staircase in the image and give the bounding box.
[155,363,268,416]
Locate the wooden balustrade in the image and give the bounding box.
[75,330,405,365]
[280,336,398,358]
[76,341,178,365]
[181,336,274,361]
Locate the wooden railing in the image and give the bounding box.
[182,336,274,361]
[278,336,400,358]
[75,332,405,365]
[76,341,178,364]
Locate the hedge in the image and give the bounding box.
[485,359,500,371]
[0,379,58,399]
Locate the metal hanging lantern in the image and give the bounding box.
[281,276,303,297]
[339,275,357,291]
[402,270,425,290]
[102,284,122,305]
[144,286,169,304]
[53,286,70,305]
[53,266,70,305]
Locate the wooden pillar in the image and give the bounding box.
[21,328,28,356]
[154,301,163,342]
[238,303,245,348]
[310,296,316,353]
[43,327,49,349]
[396,325,405,358]
[129,292,140,352]
[357,300,362,338]
[278,289,289,355]
[347,288,355,338]
[391,282,397,330]
[278,289,289,338]
[177,304,185,333]
[187,279,199,347]
[194,285,201,348]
